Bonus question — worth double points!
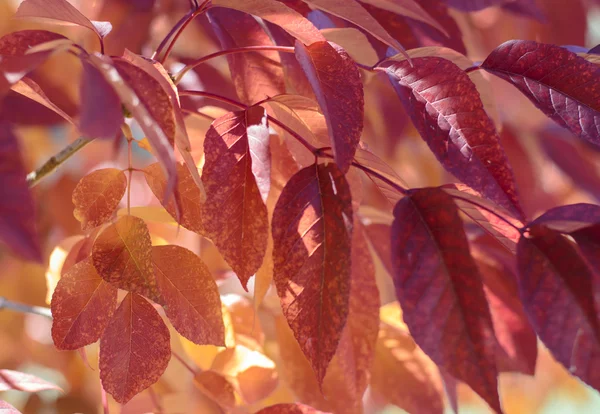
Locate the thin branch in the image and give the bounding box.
[465,64,482,74]
[171,351,198,375]
[267,115,318,154]
[178,90,247,109]
[174,45,295,84]
[27,136,94,187]
[0,297,52,319]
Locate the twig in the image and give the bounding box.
[171,350,198,375]
[27,136,94,187]
[178,90,247,109]
[0,297,52,319]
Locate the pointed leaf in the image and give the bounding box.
[295,41,364,173]
[72,168,127,231]
[256,403,330,414]
[391,187,501,413]
[212,0,325,45]
[0,370,62,392]
[529,204,600,233]
[51,257,118,350]
[202,107,270,289]
[99,293,170,404]
[11,78,74,125]
[153,245,225,346]
[272,162,353,385]
[144,162,204,235]
[91,215,159,302]
[322,28,379,66]
[385,57,523,219]
[0,123,41,262]
[481,40,600,147]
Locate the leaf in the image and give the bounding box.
[358,0,448,35]
[211,0,325,45]
[11,77,74,125]
[256,403,330,414]
[14,0,112,43]
[72,168,127,231]
[321,28,379,67]
[202,106,270,289]
[391,187,501,413]
[385,57,523,219]
[442,0,509,11]
[51,257,118,350]
[0,29,68,55]
[0,122,41,262]
[363,222,394,276]
[529,203,600,233]
[99,293,170,404]
[0,370,62,392]
[481,40,600,147]
[208,8,286,105]
[0,400,19,413]
[303,0,405,53]
[91,215,159,302]
[295,41,364,173]
[193,370,236,410]
[79,60,123,140]
[517,225,600,387]
[144,162,204,235]
[153,245,225,346]
[272,162,353,385]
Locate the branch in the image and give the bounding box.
[0,297,52,319]
[27,136,94,188]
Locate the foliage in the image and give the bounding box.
[2,0,600,413]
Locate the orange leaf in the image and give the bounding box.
[153,245,224,346]
[202,106,270,289]
[256,403,330,413]
[72,168,127,231]
[51,257,117,350]
[144,162,204,235]
[92,215,159,302]
[99,293,170,404]
[194,370,236,411]
[272,163,353,385]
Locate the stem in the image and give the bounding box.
[178,90,247,109]
[171,351,198,375]
[181,107,216,121]
[174,45,295,84]
[27,136,94,187]
[0,297,52,319]
[101,383,109,414]
[122,124,134,215]
[465,64,481,74]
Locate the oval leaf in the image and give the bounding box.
[202,106,270,289]
[153,245,225,346]
[391,187,501,413]
[72,168,127,231]
[385,57,523,219]
[272,162,353,385]
[51,257,118,350]
[295,40,364,173]
[91,215,159,302]
[529,203,600,233]
[99,293,170,404]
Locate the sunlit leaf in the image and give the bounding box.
[0,370,62,392]
[321,28,379,66]
[193,370,236,411]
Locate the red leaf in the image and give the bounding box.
[91,215,159,302]
[193,370,236,410]
[211,0,325,45]
[99,293,170,404]
[481,40,600,147]
[72,168,127,231]
[208,8,286,105]
[529,203,600,233]
[517,225,600,387]
[385,57,523,219]
[359,0,448,35]
[0,123,41,262]
[51,257,118,350]
[272,163,353,385]
[14,0,112,43]
[303,0,406,52]
[79,60,123,140]
[202,106,270,289]
[0,370,62,392]
[144,162,204,235]
[153,245,225,346]
[295,41,364,173]
[0,30,67,55]
[391,187,501,413]
[11,78,74,125]
[256,403,330,414]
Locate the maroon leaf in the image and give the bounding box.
[517,225,600,386]
[208,8,286,105]
[363,222,394,276]
[99,293,170,404]
[10,78,74,126]
[295,40,364,173]
[79,60,123,140]
[442,0,510,12]
[0,370,62,392]
[0,30,68,55]
[481,40,600,147]
[272,162,353,386]
[202,106,270,289]
[529,204,600,233]
[359,0,449,34]
[385,57,523,219]
[0,123,41,262]
[390,187,501,413]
